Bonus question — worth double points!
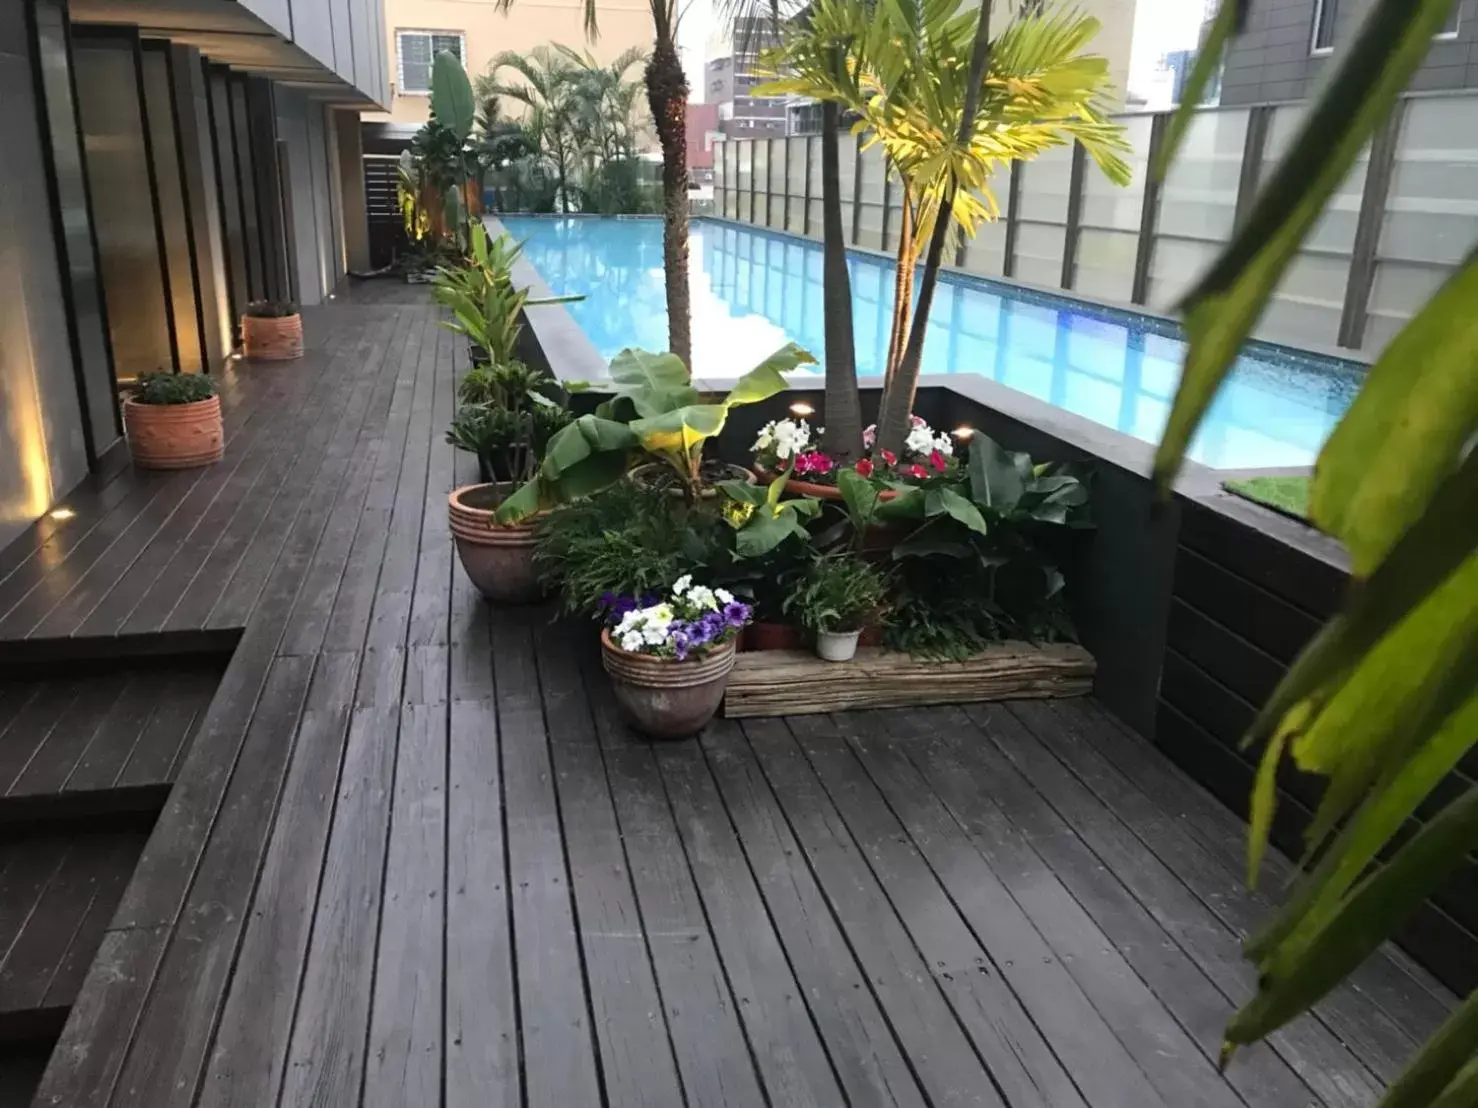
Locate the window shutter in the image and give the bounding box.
[399,33,433,93]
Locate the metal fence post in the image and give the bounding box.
[1234,105,1272,229]
[782,136,791,229]
[1003,161,1022,279]
[750,140,758,224]
[1340,100,1405,350]
[803,136,814,237]
[1132,113,1169,306]
[1060,141,1087,290]
[880,158,893,250]
[851,133,863,245]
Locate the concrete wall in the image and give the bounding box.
[277,88,350,305]
[0,1,92,547]
[1221,0,1478,105]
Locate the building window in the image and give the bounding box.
[1438,5,1460,36]
[396,30,465,95]
[1310,0,1338,52]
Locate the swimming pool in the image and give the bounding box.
[500,215,1363,470]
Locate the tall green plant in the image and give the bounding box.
[1152,2,1476,1104]
[760,0,1129,455]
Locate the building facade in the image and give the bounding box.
[0,0,382,548]
[686,102,722,185]
[372,0,654,125]
[705,17,788,138]
[1220,0,1476,105]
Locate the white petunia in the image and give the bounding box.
[715,588,734,605]
[687,585,717,610]
[642,626,667,646]
[670,576,692,598]
[620,631,644,652]
[933,435,954,457]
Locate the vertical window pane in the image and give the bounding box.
[1312,0,1338,50]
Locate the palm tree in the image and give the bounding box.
[479,47,584,213]
[495,0,693,366]
[557,44,650,164]
[761,0,1130,454]
[1151,1,1477,1105]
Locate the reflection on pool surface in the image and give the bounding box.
[501,215,1362,470]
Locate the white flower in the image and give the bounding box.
[905,425,936,456]
[620,631,644,652]
[752,426,775,452]
[715,588,734,605]
[649,603,674,626]
[671,576,692,598]
[766,418,812,461]
[642,626,667,646]
[687,585,717,610]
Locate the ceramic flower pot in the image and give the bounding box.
[754,465,900,502]
[600,630,737,739]
[630,462,756,499]
[816,629,862,663]
[123,396,224,469]
[448,483,546,604]
[242,313,303,360]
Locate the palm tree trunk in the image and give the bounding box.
[820,99,863,464]
[646,35,692,367]
[885,186,914,385]
[876,1,995,455]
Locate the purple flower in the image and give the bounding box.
[723,601,751,628]
[670,626,692,660]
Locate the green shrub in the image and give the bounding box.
[133,373,217,405]
[446,402,572,483]
[784,554,888,634]
[244,299,298,318]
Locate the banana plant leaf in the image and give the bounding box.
[495,414,638,522]
[432,52,476,142]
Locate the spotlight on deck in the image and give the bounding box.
[49,507,76,521]
[789,402,815,417]
[952,425,975,441]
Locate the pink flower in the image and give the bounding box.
[854,458,874,478]
[930,449,947,472]
[795,451,833,476]
[910,415,927,428]
[862,425,877,449]
[907,463,928,480]
[880,449,897,467]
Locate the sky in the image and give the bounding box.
[678,0,1212,104]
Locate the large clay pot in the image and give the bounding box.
[754,465,900,502]
[242,313,303,360]
[448,483,545,604]
[123,396,224,469]
[600,630,736,739]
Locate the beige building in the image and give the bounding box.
[370,0,654,124]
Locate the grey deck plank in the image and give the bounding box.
[533,620,686,1107]
[742,717,1005,1108]
[491,605,604,1108]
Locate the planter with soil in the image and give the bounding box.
[123,374,223,470]
[448,483,546,604]
[242,300,303,361]
[630,461,756,499]
[600,630,737,739]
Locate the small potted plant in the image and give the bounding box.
[447,362,572,604]
[122,373,223,470]
[752,414,958,498]
[242,300,302,360]
[601,575,752,738]
[784,554,889,662]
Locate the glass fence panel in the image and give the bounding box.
[1151,108,1247,306]
[786,137,807,194]
[1016,144,1073,222]
[1365,96,1478,353]
[1013,221,1066,288]
[753,141,769,225]
[1074,227,1138,302]
[1080,115,1151,233]
[714,141,726,191]
[807,198,824,232]
[959,218,1007,276]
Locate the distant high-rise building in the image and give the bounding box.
[705,17,788,138]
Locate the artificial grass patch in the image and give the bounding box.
[1224,475,1311,519]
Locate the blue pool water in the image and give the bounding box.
[501,215,1363,470]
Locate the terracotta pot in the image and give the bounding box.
[600,630,736,739]
[448,483,546,604]
[740,620,804,652]
[754,465,900,502]
[242,313,303,360]
[630,463,756,499]
[123,396,223,469]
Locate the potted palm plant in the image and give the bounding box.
[447,362,573,604]
[123,373,224,470]
[241,300,303,360]
[784,553,889,662]
[601,575,753,738]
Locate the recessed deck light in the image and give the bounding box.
[49,507,76,521]
[789,402,815,417]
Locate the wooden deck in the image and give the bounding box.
[0,279,1455,1108]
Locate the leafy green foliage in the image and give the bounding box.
[783,554,888,634]
[718,472,822,557]
[244,299,298,319]
[432,51,476,141]
[1151,3,1477,1102]
[133,373,217,405]
[532,483,727,617]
